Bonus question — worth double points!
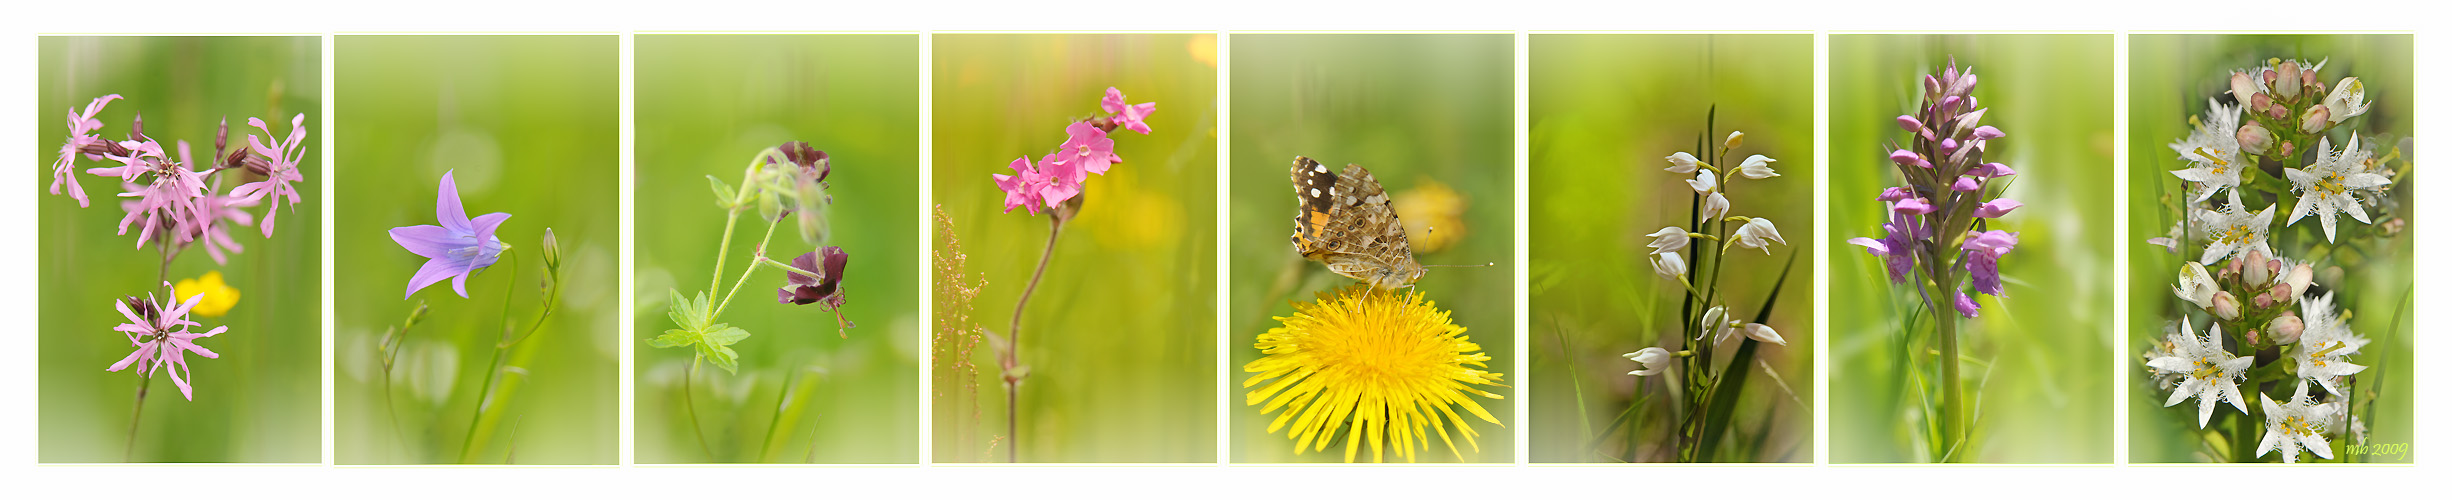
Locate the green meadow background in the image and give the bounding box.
[1527,34,1815,463]
[633,34,920,464]
[930,34,1218,463]
[2126,34,2414,463]
[333,35,620,464]
[1828,34,2115,463]
[1227,34,1516,464]
[37,36,322,463]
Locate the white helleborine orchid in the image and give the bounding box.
[1664,151,1701,174]
[1732,322,1785,346]
[2292,292,2369,396]
[2284,135,2392,242]
[2192,189,2276,265]
[1624,347,1674,377]
[2146,316,2255,427]
[1702,192,1729,220]
[2256,381,2338,464]
[1732,218,1784,253]
[1686,169,1717,194]
[1650,252,1686,280]
[2323,76,2368,125]
[1644,226,1689,255]
[2169,99,2246,203]
[1736,154,1779,179]
[2172,261,2218,309]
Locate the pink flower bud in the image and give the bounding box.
[1894,197,1936,215]
[2268,100,2290,120]
[2301,67,2320,92]
[2275,60,2302,98]
[1924,75,1942,96]
[2300,105,2331,133]
[1973,198,2022,218]
[1953,176,1980,192]
[1970,125,2005,140]
[2284,262,2315,299]
[1878,186,1914,202]
[2246,329,2262,346]
[2252,289,2275,309]
[2236,121,2273,155]
[2251,92,2272,113]
[1898,115,1923,132]
[2210,292,2243,320]
[2242,249,2272,287]
[1939,138,1960,154]
[2229,71,2260,101]
[1889,149,1927,168]
[2278,140,2295,157]
[2268,312,2305,345]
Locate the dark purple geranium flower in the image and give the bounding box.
[778,246,849,308]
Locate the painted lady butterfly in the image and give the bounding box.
[1289,156,1427,291]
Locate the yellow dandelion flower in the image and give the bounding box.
[174,271,241,318]
[1243,285,1506,463]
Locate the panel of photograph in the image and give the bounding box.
[1827,34,2114,463]
[1527,33,1815,464]
[333,35,621,465]
[633,33,922,464]
[37,35,323,463]
[1226,33,1516,464]
[929,33,1218,463]
[2125,34,2413,464]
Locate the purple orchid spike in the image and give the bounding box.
[389,170,511,299]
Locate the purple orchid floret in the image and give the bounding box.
[1953,292,1981,318]
[1878,186,1915,201]
[107,289,225,401]
[1974,198,2023,218]
[1893,197,1936,214]
[389,170,511,299]
[1961,230,2019,296]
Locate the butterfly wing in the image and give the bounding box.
[1314,163,1424,289]
[1290,156,1339,256]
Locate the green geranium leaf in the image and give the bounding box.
[708,175,738,209]
[648,328,693,349]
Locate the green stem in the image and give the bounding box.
[684,355,717,461]
[456,250,521,464]
[124,372,154,462]
[1003,215,1066,463]
[713,219,784,319]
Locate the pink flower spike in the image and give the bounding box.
[1877,187,1915,202]
[1051,121,1118,175]
[992,156,1045,215]
[1893,197,1936,215]
[1974,198,2023,218]
[1101,87,1157,135]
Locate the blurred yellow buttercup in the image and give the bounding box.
[174,271,241,318]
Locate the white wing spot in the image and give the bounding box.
[1309,188,1321,197]
[1314,165,1329,173]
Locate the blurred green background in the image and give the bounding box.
[2126,34,2413,463]
[38,36,322,463]
[334,35,619,464]
[634,34,920,464]
[1828,34,2114,463]
[1227,34,1515,463]
[1526,34,1815,463]
[930,34,1217,463]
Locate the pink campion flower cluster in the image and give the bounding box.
[993,87,1156,215]
[1846,58,2024,318]
[47,95,311,266]
[106,288,226,401]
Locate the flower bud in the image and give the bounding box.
[214,116,230,152]
[2274,60,2301,98]
[2210,291,2243,320]
[1970,125,2005,141]
[1650,252,1686,280]
[2302,68,2320,92]
[2268,312,2305,345]
[2236,121,2274,155]
[1939,138,1960,154]
[2284,262,2315,299]
[2278,140,2295,157]
[2241,249,2272,287]
[2229,71,2260,101]
[1663,151,1700,173]
[2299,105,2331,134]
[2245,329,2262,346]
[1889,149,1928,168]
[1878,186,1914,202]
[1724,130,1745,150]
[541,228,562,271]
[1897,115,1923,132]
[2250,92,2271,114]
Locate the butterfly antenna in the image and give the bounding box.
[1425,262,1496,268]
